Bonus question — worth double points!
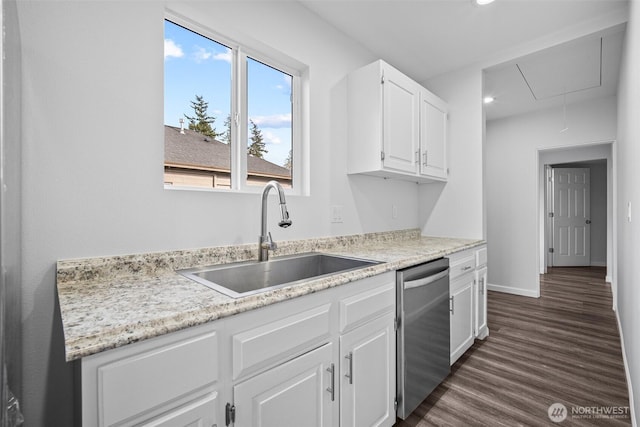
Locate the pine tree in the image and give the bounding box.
[248,119,268,158]
[221,114,232,144]
[184,95,219,139]
[284,149,292,170]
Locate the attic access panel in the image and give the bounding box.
[516,37,602,100]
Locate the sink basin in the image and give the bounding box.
[178,253,380,298]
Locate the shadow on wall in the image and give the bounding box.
[24,266,76,425]
[347,175,420,232]
[418,182,447,232]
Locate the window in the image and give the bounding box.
[163,17,300,191]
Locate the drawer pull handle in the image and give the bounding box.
[449,296,454,315]
[462,266,473,271]
[345,352,353,384]
[326,363,335,401]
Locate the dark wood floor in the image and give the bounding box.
[395,267,631,426]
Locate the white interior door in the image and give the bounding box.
[552,168,591,266]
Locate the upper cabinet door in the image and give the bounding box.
[382,65,419,174]
[420,91,447,180]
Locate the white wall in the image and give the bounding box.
[486,96,617,297]
[615,0,640,421]
[418,67,484,240]
[16,1,421,424]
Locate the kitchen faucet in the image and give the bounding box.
[259,181,292,261]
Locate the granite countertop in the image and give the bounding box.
[57,229,484,361]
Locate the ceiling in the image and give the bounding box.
[484,26,625,120]
[299,0,629,120]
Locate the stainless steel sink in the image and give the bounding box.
[178,253,379,298]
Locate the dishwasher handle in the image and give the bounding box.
[404,268,449,290]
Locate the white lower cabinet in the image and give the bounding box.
[340,312,395,427]
[81,327,221,427]
[447,244,489,365]
[233,343,335,427]
[80,271,396,427]
[449,273,474,364]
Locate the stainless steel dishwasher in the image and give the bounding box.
[396,257,450,419]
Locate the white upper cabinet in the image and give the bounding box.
[348,59,448,183]
[420,90,448,180]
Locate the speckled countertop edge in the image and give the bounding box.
[57,229,484,361]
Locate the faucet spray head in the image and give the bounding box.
[279,204,292,228]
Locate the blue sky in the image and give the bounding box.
[164,20,292,167]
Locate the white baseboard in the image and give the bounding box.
[591,261,607,267]
[615,308,637,427]
[486,283,540,298]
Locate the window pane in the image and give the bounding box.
[246,57,293,188]
[164,20,232,189]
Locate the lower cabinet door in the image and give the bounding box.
[475,267,488,338]
[141,392,218,427]
[450,275,474,365]
[233,343,335,427]
[340,313,395,427]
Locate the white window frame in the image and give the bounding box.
[164,11,307,196]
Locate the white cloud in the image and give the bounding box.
[192,46,231,63]
[250,114,291,129]
[213,48,232,63]
[164,39,184,59]
[263,131,282,145]
[193,46,213,63]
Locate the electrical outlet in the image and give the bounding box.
[392,205,398,219]
[331,205,343,223]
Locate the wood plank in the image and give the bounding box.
[395,267,631,426]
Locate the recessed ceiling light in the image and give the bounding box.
[483,96,495,104]
[476,0,495,5]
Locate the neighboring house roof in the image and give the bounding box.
[164,125,291,178]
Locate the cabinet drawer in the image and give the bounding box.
[232,304,331,380]
[476,246,487,268]
[98,331,218,427]
[142,392,218,427]
[449,255,475,280]
[339,282,395,333]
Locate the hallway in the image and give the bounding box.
[396,267,631,426]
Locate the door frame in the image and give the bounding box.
[550,167,592,267]
[536,141,617,309]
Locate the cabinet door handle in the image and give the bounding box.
[345,352,353,384]
[449,296,454,315]
[480,278,484,295]
[326,363,335,401]
[423,151,428,166]
[415,150,420,163]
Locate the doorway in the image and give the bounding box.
[537,141,616,294]
[538,143,614,289]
